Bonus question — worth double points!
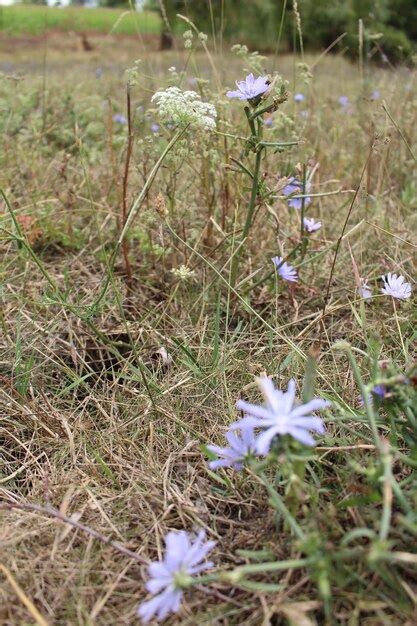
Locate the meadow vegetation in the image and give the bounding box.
[1,20,417,626]
[0,5,160,36]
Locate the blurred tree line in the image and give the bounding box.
[25,0,416,62]
[146,0,417,62]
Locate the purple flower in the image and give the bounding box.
[372,384,387,399]
[358,280,372,300]
[226,73,269,101]
[371,90,380,100]
[151,123,160,133]
[113,113,127,125]
[265,116,274,128]
[294,93,305,103]
[272,256,298,282]
[207,426,257,470]
[338,96,349,108]
[303,217,321,233]
[231,376,330,454]
[359,384,388,407]
[138,530,216,623]
[381,273,412,300]
[282,177,311,210]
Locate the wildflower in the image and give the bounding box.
[338,95,349,108]
[303,217,321,233]
[151,123,160,133]
[207,426,257,470]
[381,273,412,300]
[272,256,298,282]
[294,93,305,102]
[265,116,274,128]
[151,87,217,131]
[95,67,103,79]
[226,73,269,102]
[358,280,372,300]
[372,384,387,399]
[232,376,329,454]
[371,90,380,100]
[113,113,127,125]
[138,530,216,624]
[171,265,196,281]
[282,177,311,210]
[359,384,387,407]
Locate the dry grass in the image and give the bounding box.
[1,34,417,625]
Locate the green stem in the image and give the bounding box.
[242,148,263,241]
[379,442,393,542]
[229,146,263,287]
[257,471,306,541]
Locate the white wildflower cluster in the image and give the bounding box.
[125,59,141,87]
[171,265,196,281]
[151,87,217,131]
[183,30,193,48]
[230,44,267,74]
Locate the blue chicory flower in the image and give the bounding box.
[358,280,372,300]
[282,177,311,210]
[381,272,412,300]
[232,376,330,454]
[338,95,349,108]
[294,93,305,102]
[138,530,216,623]
[151,123,160,133]
[226,73,270,101]
[372,384,387,399]
[264,116,274,128]
[272,256,298,282]
[113,113,127,125]
[371,90,380,100]
[207,426,257,470]
[303,217,321,233]
[359,383,388,407]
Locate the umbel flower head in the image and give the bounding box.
[138,530,216,623]
[226,73,269,102]
[381,273,412,300]
[231,376,330,454]
[272,256,298,282]
[207,425,257,470]
[151,87,217,131]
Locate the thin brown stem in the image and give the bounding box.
[318,142,374,348]
[2,500,148,566]
[121,86,134,286]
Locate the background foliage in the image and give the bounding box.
[147,0,417,62]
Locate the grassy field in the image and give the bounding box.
[1,30,417,626]
[0,5,160,36]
